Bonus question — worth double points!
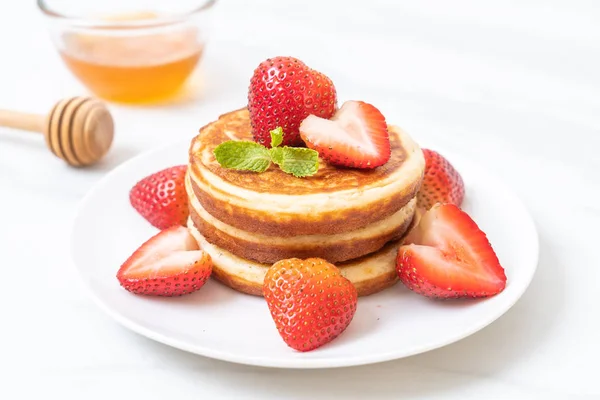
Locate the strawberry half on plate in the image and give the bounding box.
[397,203,506,299]
[117,226,212,297]
[299,100,391,169]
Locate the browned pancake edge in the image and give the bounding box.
[188,108,424,236]
[188,211,422,298]
[209,265,399,298]
[189,204,415,264]
[192,108,409,194]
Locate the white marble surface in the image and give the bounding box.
[1,0,599,398]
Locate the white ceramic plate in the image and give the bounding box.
[70,140,539,369]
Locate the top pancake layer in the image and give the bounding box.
[188,108,424,236]
[191,108,410,195]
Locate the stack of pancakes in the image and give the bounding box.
[186,109,425,296]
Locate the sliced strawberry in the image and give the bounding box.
[129,165,189,230]
[117,226,212,296]
[299,100,391,169]
[397,203,506,299]
[417,149,465,210]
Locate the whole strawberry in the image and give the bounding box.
[417,149,465,210]
[248,56,337,147]
[129,165,189,230]
[263,258,358,352]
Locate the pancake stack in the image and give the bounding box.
[186,108,425,296]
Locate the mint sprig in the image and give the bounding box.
[213,128,319,178]
[212,141,271,173]
[270,127,284,148]
[270,147,319,177]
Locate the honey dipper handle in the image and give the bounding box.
[0,109,46,133]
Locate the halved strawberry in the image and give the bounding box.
[129,165,188,230]
[299,100,391,169]
[417,149,465,210]
[117,226,212,296]
[397,203,506,299]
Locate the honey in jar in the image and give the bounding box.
[59,13,204,104]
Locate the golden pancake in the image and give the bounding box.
[188,217,418,297]
[187,170,416,263]
[188,108,425,237]
[185,108,425,296]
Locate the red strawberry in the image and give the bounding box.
[248,56,337,147]
[117,226,212,296]
[263,258,358,352]
[299,100,391,169]
[418,149,465,210]
[396,203,506,299]
[129,165,188,230]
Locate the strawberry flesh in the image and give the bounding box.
[117,226,212,296]
[397,203,506,299]
[300,100,391,169]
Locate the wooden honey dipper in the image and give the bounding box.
[0,96,114,167]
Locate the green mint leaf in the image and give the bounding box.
[269,146,284,165]
[270,127,284,148]
[213,141,272,172]
[269,147,319,178]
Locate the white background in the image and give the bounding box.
[1,0,599,398]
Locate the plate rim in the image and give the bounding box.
[69,139,540,369]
